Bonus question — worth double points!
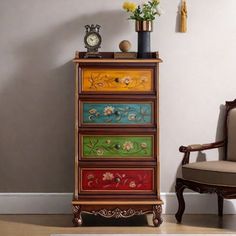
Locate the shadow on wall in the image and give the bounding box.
[175,1,182,33]
[0,10,126,192]
[167,103,228,214]
[170,103,226,193]
[216,104,226,160]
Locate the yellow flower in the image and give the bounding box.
[123,1,129,10]
[123,1,137,12]
[129,2,137,12]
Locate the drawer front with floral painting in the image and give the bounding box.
[80,100,155,126]
[73,53,162,227]
[80,67,154,93]
[79,168,155,194]
[79,134,155,160]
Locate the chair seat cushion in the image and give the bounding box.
[182,161,236,186]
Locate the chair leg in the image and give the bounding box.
[217,194,224,217]
[175,178,186,223]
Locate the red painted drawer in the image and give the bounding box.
[79,168,155,194]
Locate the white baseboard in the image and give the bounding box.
[0,192,235,214]
[0,193,72,214]
[161,193,236,214]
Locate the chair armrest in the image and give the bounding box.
[180,140,225,153]
[179,140,225,165]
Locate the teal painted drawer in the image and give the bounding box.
[80,101,155,126]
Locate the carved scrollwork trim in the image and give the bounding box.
[153,204,163,227]
[176,178,236,199]
[72,205,81,214]
[83,207,152,219]
[175,178,236,223]
[72,205,82,227]
[153,204,162,216]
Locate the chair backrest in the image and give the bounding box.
[226,101,236,161]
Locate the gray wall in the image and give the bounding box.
[0,0,236,192]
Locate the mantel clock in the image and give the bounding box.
[84,24,102,58]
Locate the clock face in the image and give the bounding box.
[86,33,100,47]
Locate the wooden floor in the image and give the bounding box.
[0,214,236,236]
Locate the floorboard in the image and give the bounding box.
[0,214,236,236]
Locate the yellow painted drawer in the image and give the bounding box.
[80,68,154,93]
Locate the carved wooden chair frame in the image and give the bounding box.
[175,99,236,223]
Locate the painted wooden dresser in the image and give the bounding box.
[72,52,163,227]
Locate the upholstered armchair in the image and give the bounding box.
[175,99,236,223]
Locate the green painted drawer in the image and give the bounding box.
[80,134,155,159]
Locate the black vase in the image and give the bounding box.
[135,21,153,58]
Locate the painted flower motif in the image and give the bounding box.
[103,106,115,116]
[140,142,147,149]
[88,115,95,121]
[96,148,104,156]
[123,141,134,151]
[106,139,111,144]
[140,76,148,83]
[97,82,105,87]
[128,113,136,121]
[87,174,94,180]
[122,77,132,85]
[89,108,97,115]
[102,172,114,181]
[129,181,136,188]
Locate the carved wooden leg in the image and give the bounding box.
[72,205,82,227]
[152,204,163,227]
[217,194,224,217]
[175,178,186,223]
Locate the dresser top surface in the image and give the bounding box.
[73,51,162,63]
